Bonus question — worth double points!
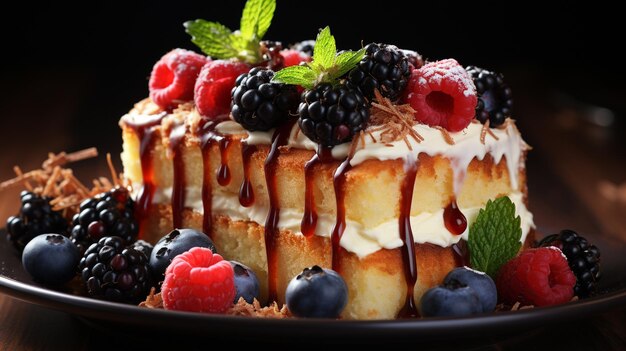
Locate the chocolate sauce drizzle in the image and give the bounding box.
[444,197,469,267]
[169,123,187,229]
[263,120,297,302]
[123,112,166,239]
[217,137,232,186]
[197,116,231,236]
[330,156,353,273]
[397,155,420,318]
[301,146,332,237]
[239,142,257,207]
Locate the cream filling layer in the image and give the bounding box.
[148,186,534,258]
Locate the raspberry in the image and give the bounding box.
[161,247,235,313]
[538,229,601,297]
[496,248,576,307]
[149,49,207,110]
[280,49,310,68]
[194,60,249,119]
[404,59,477,132]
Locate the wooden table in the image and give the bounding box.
[0,70,625,350]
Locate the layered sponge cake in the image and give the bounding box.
[117,3,534,319]
[120,94,533,319]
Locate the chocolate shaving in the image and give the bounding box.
[0,148,124,215]
[368,90,423,144]
[480,120,490,144]
[433,126,455,145]
[139,289,291,318]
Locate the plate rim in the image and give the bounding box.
[2,271,626,339]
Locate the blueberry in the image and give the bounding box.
[22,234,79,285]
[421,279,482,317]
[149,229,216,281]
[444,267,497,313]
[230,261,260,304]
[285,266,348,318]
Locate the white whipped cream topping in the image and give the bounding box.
[239,121,527,196]
[145,186,533,258]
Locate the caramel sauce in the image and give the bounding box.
[397,155,420,318]
[123,112,166,239]
[263,120,297,302]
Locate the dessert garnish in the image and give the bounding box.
[538,229,601,297]
[285,265,348,318]
[496,247,576,307]
[161,247,235,313]
[468,196,522,278]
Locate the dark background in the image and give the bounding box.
[0,1,623,167]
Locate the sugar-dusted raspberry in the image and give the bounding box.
[194,60,249,118]
[149,49,207,110]
[404,59,477,132]
[280,49,310,68]
[161,247,235,313]
[496,248,576,307]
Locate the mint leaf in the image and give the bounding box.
[272,66,317,89]
[313,26,336,70]
[468,196,522,278]
[333,48,365,78]
[184,20,239,59]
[240,0,276,41]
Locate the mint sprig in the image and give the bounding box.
[272,26,365,89]
[184,0,276,64]
[467,196,522,278]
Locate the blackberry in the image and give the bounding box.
[132,240,154,259]
[465,66,513,128]
[347,43,411,102]
[6,191,68,251]
[401,49,425,69]
[231,67,300,131]
[298,82,370,147]
[70,187,138,255]
[538,229,601,297]
[291,40,315,56]
[79,236,152,304]
[260,40,284,70]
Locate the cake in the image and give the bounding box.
[119,53,534,319]
[108,0,544,320]
[3,0,603,322]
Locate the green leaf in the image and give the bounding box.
[333,48,365,78]
[240,0,276,41]
[468,196,522,278]
[272,66,316,89]
[313,26,336,70]
[184,20,239,59]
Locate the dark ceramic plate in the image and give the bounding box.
[1,230,626,342]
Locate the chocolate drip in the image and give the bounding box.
[301,147,332,237]
[197,116,229,236]
[443,198,467,235]
[452,240,471,267]
[263,120,297,302]
[330,156,353,273]
[217,137,232,186]
[397,155,420,318]
[239,142,257,207]
[169,123,187,229]
[123,112,166,239]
